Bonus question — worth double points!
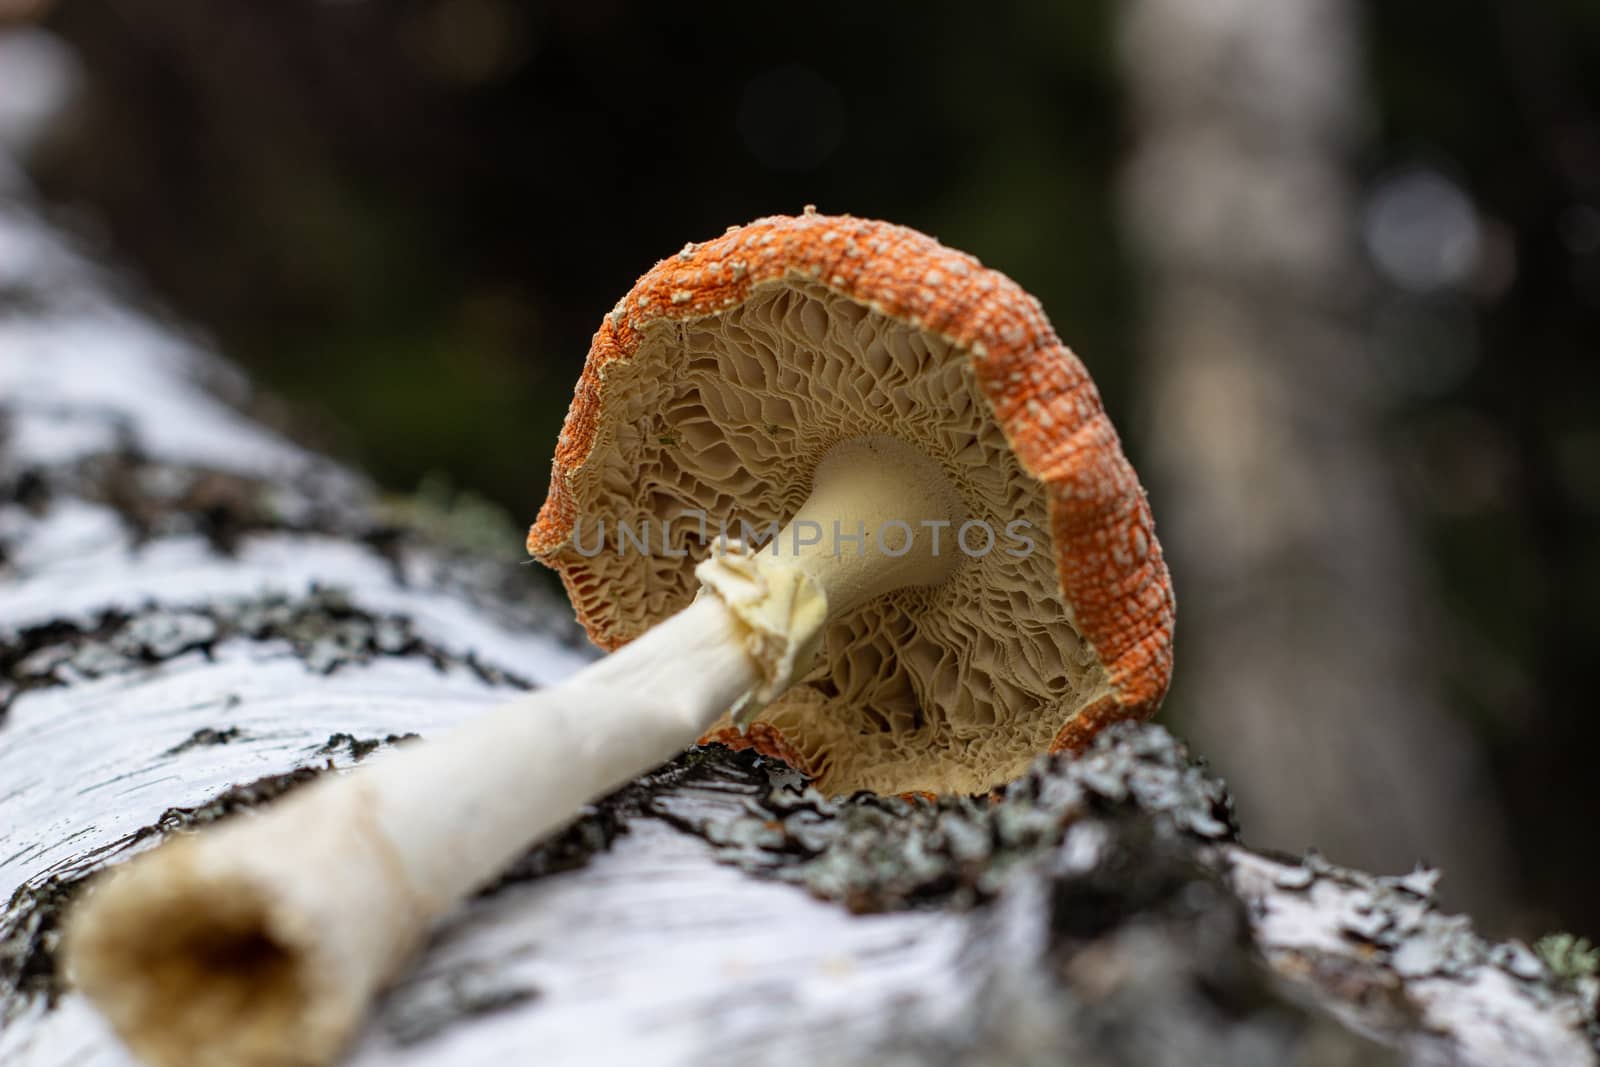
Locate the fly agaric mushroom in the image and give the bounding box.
[529,210,1174,793]
[62,211,1173,1067]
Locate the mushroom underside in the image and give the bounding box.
[554,278,1113,795]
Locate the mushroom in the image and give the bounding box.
[63,211,1174,1067]
[530,209,1173,793]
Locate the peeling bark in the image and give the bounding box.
[0,166,1594,1066]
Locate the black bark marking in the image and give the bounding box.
[0,588,535,731]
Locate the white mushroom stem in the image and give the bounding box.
[64,435,964,1067]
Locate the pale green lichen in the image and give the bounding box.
[1536,933,1600,982]
[681,723,1238,913]
[380,472,525,562]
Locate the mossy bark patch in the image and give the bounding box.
[868,814,1397,1067]
[678,722,1235,913]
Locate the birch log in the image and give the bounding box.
[0,146,1594,1065]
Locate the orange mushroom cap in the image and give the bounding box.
[529,211,1174,795]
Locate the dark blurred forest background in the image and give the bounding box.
[1,0,1595,941]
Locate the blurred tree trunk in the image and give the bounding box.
[1116,0,1514,920]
